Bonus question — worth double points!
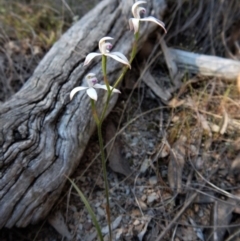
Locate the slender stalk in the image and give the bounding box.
[130,30,140,63]
[100,93,111,120]
[101,30,141,124]
[91,95,112,240]
[102,55,110,93]
[113,31,140,90]
[97,121,112,241]
[90,100,99,125]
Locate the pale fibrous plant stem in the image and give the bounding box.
[90,31,140,241]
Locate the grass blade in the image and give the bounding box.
[66,177,104,241]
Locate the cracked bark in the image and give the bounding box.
[0,0,166,228]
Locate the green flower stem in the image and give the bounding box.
[97,121,112,241]
[130,30,140,63]
[102,55,110,93]
[100,92,111,120]
[90,100,99,125]
[91,95,112,240]
[113,30,140,90]
[102,30,140,121]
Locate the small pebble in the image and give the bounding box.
[131,209,141,217]
[149,176,157,185]
[133,219,140,226]
[141,194,147,202]
[94,202,101,207]
[147,192,158,204]
[83,221,92,231]
[97,207,105,217]
[140,159,150,173]
[138,200,147,210]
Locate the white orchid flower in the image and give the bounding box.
[70,73,121,101]
[129,1,167,34]
[84,37,131,68]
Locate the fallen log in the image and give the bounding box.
[0,0,166,228]
[169,48,240,80]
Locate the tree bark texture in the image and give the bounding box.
[0,0,166,228]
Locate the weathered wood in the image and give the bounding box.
[169,48,240,80]
[0,0,166,228]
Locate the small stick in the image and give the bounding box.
[155,190,200,241]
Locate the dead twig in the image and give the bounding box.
[156,170,217,241]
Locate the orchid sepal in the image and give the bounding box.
[106,52,131,69]
[70,86,88,100]
[83,37,131,68]
[86,88,98,101]
[129,1,167,34]
[94,83,121,93]
[84,53,102,66]
[70,73,121,101]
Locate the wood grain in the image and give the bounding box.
[0,0,166,228]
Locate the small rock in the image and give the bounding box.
[134,223,145,233]
[147,193,159,204]
[198,209,204,217]
[189,145,198,156]
[94,202,101,207]
[138,200,147,210]
[125,152,131,158]
[130,137,138,146]
[195,157,204,170]
[133,219,140,226]
[194,204,199,213]
[231,154,240,181]
[97,207,105,217]
[149,176,157,185]
[83,221,92,231]
[172,115,180,122]
[78,223,82,231]
[131,209,141,217]
[147,189,153,194]
[139,185,145,192]
[115,228,123,240]
[140,159,150,173]
[104,235,110,241]
[101,216,122,234]
[141,194,147,202]
[159,145,169,158]
[69,205,77,212]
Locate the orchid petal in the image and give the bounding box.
[106,53,131,69]
[70,87,88,100]
[110,86,121,93]
[84,52,102,66]
[140,16,167,33]
[94,84,121,93]
[132,1,146,18]
[111,51,129,63]
[129,18,140,34]
[129,18,134,31]
[93,83,108,90]
[99,37,113,54]
[86,87,98,101]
